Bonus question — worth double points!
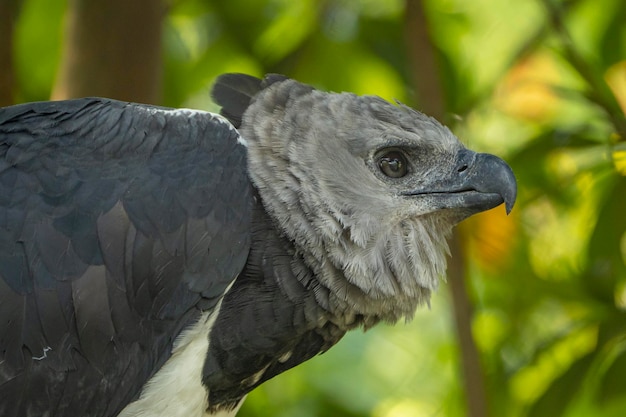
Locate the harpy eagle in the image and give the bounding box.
[0,73,516,416]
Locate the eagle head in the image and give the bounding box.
[218,75,516,326]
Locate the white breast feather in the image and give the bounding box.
[118,299,243,417]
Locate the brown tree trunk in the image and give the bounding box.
[447,232,488,417]
[51,0,165,103]
[404,0,444,121]
[0,0,22,106]
[404,1,488,416]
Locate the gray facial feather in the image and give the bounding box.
[241,80,467,324]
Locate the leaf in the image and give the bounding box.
[527,353,594,417]
[597,332,626,405]
[581,175,626,302]
[605,62,626,120]
[13,0,65,101]
[597,0,626,69]
[253,0,318,64]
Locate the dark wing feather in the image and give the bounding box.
[0,98,252,417]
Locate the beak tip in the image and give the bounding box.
[503,186,517,215]
[476,153,517,216]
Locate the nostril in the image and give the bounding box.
[458,164,468,173]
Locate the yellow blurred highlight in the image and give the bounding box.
[605,60,626,116]
[615,280,626,311]
[461,206,517,273]
[550,150,578,178]
[510,325,597,404]
[169,15,207,61]
[472,309,509,354]
[255,0,316,63]
[524,146,606,280]
[494,52,560,122]
[373,398,437,417]
[612,147,626,176]
[350,61,406,102]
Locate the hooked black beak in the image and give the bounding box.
[402,150,517,215]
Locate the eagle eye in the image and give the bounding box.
[377,150,408,178]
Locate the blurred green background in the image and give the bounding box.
[2,0,625,416]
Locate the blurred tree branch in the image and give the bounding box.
[0,0,22,106]
[51,0,165,103]
[541,0,626,138]
[404,1,488,417]
[404,0,444,121]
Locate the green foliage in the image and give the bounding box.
[9,0,626,415]
[13,0,64,102]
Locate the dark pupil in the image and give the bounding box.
[385,159,401,172]
[379,152,407,178]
